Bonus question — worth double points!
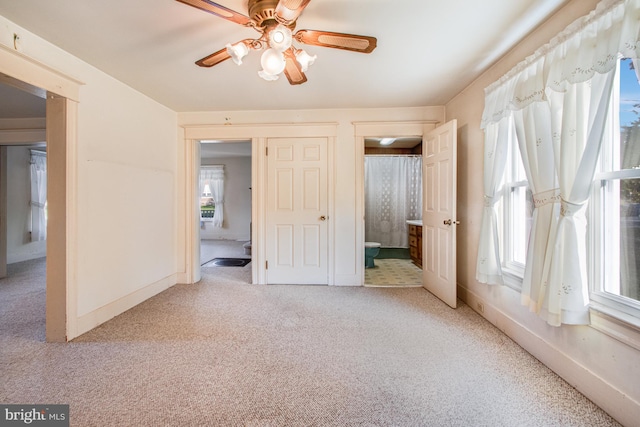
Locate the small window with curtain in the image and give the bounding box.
[199,165,224,227]
[29,149,47,242]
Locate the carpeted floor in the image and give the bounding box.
[0,258,621,426]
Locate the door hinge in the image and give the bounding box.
[266,146,268,156]
[265,260,268,269]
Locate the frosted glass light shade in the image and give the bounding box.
[268,24,292,51]
[226,42,249,65]
[259,48,286,80]
[258,70,280,81]
[295,49,317,72]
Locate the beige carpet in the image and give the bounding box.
[0,258,621,426]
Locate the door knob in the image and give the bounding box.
[320,216,327,221]
[444,219,460,226]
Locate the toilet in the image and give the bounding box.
[364,242,381,268]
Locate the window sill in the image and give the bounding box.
[500,268,640,350]
[501,267,524,292]
[589,303,640,351]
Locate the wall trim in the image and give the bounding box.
[0,43,83,101]
[74,274,178,339]
[352,120,439,136]
[183,122,338,140]
[459,285,640,427]
[0,129,46,144]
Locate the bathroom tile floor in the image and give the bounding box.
[364,258,423,287]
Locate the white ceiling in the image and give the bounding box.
[0,0,570,114]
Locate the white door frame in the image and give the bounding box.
[354,121,439,285]
[180,123,337,285]
[0,44,83,341]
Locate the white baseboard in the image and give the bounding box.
[72,274,177,339]
[460,286,640,427]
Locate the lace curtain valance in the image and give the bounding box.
[482,0,640,129]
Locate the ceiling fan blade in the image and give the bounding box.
[176,0,252,26]
[283,48,307,85]
[275,0,312,24]
[294,30,377,53]
[196,47,232,67]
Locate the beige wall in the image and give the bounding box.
[445,1,639,425]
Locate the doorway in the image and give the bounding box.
[198,140,252,281]
[0,72,75,341]
[363,137,423,287]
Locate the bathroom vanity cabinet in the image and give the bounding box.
[407,221,422,269]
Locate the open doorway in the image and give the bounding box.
[363,136,423,287]
[0,82,47,341]
[0,81,48,340]
[198,140,252,281]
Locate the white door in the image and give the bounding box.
[266,137,328,284]
[423,120,458,308]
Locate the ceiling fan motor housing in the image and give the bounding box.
[249,0,277,27]
[249,0,295,30]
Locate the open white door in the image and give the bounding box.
[422,120,458,308]
[265,137,329,284]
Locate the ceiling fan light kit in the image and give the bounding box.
[259,48,287,80]
[176,0,377,85]
[226,41,250,65]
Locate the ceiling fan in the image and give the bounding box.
[176,0,377,85]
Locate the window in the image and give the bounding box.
[29,149,47,241]
[200,183,215,220]
[591,58,640,318]
[499,124,533,283]
[199,165,224,226]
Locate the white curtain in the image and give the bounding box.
[200,165,224,228]
[365,156,422,247]
[475,114,511,285]
[30,150,47,242]
[478,0,640,325]
[511,57,561,314]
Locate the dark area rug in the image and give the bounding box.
[203,258,251,267]
[377,248,411,259]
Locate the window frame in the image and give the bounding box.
[588,56,640,332]
[499,125,530,287]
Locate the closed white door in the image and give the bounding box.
[266,137,328,284]
[423,120,458,308]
